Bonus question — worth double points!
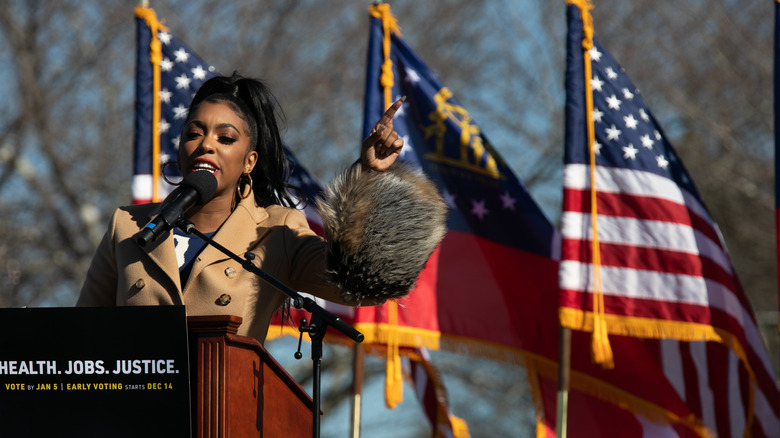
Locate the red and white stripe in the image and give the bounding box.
[658,338,777,437]
[131,174,177,205]
[560,163,778,435]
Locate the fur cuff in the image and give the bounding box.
[317,163,448,304]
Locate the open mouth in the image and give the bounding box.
[191,160,219,174]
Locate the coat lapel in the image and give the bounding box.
[183,193,269,293]
[143,233,181,292]
[135,203,183,303]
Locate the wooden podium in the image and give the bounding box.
[188,315,314,437]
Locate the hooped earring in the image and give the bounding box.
[161,161,182,186]
[238,173,252,199]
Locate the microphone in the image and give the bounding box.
[136,171,218,247]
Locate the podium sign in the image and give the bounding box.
[0,306,190,437]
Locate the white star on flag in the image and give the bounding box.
[622,144,638,160]
[470,200,489,220]
[175,74,191,90]
[161,58,174,72]
[191,66,207,80]
[405,67,421,84]
[158,31,171,45]
[173,104,188,119]
[624,114,638,129]
[589,46,602,61]
[605,124,621,141]
[591,76,604,92]
[606,94,621,110]
[656,155,669,169]
[159,88,172,104]
[499,191,517,211]
[640,134,654,149]
[173,47,190,63]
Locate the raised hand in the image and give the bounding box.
[360,96,406,172]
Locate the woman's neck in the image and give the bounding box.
[183,192,235,234]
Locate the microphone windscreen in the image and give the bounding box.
[181,171,218,205]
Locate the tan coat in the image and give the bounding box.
[77,192,345,343]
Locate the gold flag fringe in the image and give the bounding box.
[565,0,613,369]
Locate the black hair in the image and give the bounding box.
[185,72,301,208]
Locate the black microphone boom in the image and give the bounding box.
[136,171,218,247]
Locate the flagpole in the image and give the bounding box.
[134,1,164,203]
[556,327,571,438]
[350,343,365,438]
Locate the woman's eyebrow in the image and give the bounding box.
[215,122,241,133]
[185,120,241,134]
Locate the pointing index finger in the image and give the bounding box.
[378,96,406,125]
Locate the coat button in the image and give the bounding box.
[224,267,236,279]
[217,294,231,306]
[134,279,145,289]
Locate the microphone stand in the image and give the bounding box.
[177,219,363,438]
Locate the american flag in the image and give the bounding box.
[560,2,778,436]
[133,6,216,204]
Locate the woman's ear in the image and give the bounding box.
[245,150,258,173]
